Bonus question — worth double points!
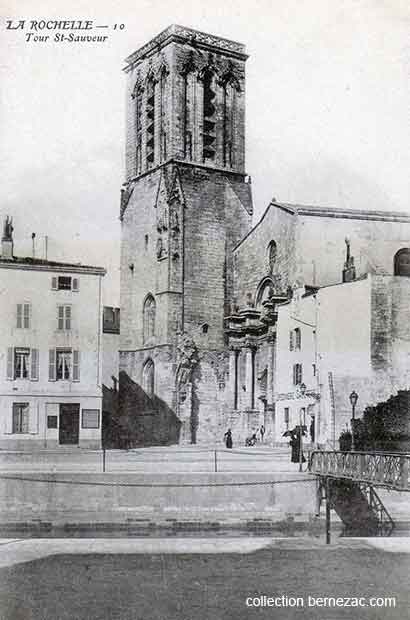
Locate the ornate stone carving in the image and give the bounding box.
[219,60,242,91]
[170,209,179,231]
[172,231,180,260]
[176,332,199,386]
[180,50,197,76]
[120,182,136,219]
[203,351,228,389]
[156,236,167,259]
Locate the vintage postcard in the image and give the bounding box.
[0,1,409,618]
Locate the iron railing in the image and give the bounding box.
[310,450,410,492]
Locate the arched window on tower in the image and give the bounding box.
[143,295,156,343]
[142,358,155,397]
[394,248,410,277]
[159,66,168,162]
[221,65,240,168]
[200,62,217,163]
[132,81,143,175]
[181,52,196,161]
[146,75,156,168]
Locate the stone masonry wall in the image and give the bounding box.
[233,204,296,307]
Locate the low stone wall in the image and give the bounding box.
[0,472,316,524]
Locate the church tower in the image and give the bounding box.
[119,25,253,444]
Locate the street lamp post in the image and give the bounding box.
[299,382,307,472]
[349,390,358,451]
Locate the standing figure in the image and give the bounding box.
[260,425,265,443]
[224,428,233,449]
[289,427,306,463]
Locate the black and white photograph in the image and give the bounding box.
[1,1,410,618]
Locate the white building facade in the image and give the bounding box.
[274,274,410,448]
[0,231,106,449]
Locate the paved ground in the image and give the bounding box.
[0,445,302,473]
[0,537,408,619]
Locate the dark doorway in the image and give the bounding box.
[394,248,410,276]
[59,404,80,445]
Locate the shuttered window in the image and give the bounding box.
[49,349,80,381]
[16,303,30,329]
[289,331,294,351]
[6,348,38,380]
[52,276,78,290]
[57,305,72,330]
[12,403,29,434]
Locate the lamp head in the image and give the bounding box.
[349,390,358,407]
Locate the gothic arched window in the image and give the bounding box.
[142,358,155,397]
[181,52,196,161]
[159,66,168,162]
[256,278,274,308]
[394,248,410,277]
[143,294,156,343]
[146,75,156,168]
[199,61,217,163]
[267,240,277,273]
[132,81,143,175]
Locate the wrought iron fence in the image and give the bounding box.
[310,450,410,491]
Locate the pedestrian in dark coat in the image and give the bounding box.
[289,427,306,463]
[224,429,233,449]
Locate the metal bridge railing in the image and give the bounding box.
[310,450,410,492]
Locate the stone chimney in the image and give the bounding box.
[1,216,14,259]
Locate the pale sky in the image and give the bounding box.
[1,0,409,305]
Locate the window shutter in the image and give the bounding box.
[51,277,57,290]
[65,306,71,330]
[4,408,13,434]
[7,348,14,380]
[57,306,64,330]
[299,364,303,385]
[16,304,22,328]
[292,364,296,385]
[73,350,80,382]
[295,328,301,350]
[72,278,79,292]
[23,304,30,329]
[49,349,56,381]
[30,349,39,381]
[289,331,294,351]
[28,404,38,434]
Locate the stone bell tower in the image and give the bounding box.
[119,25,253,444]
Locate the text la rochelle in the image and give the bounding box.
[6,20,94,31]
